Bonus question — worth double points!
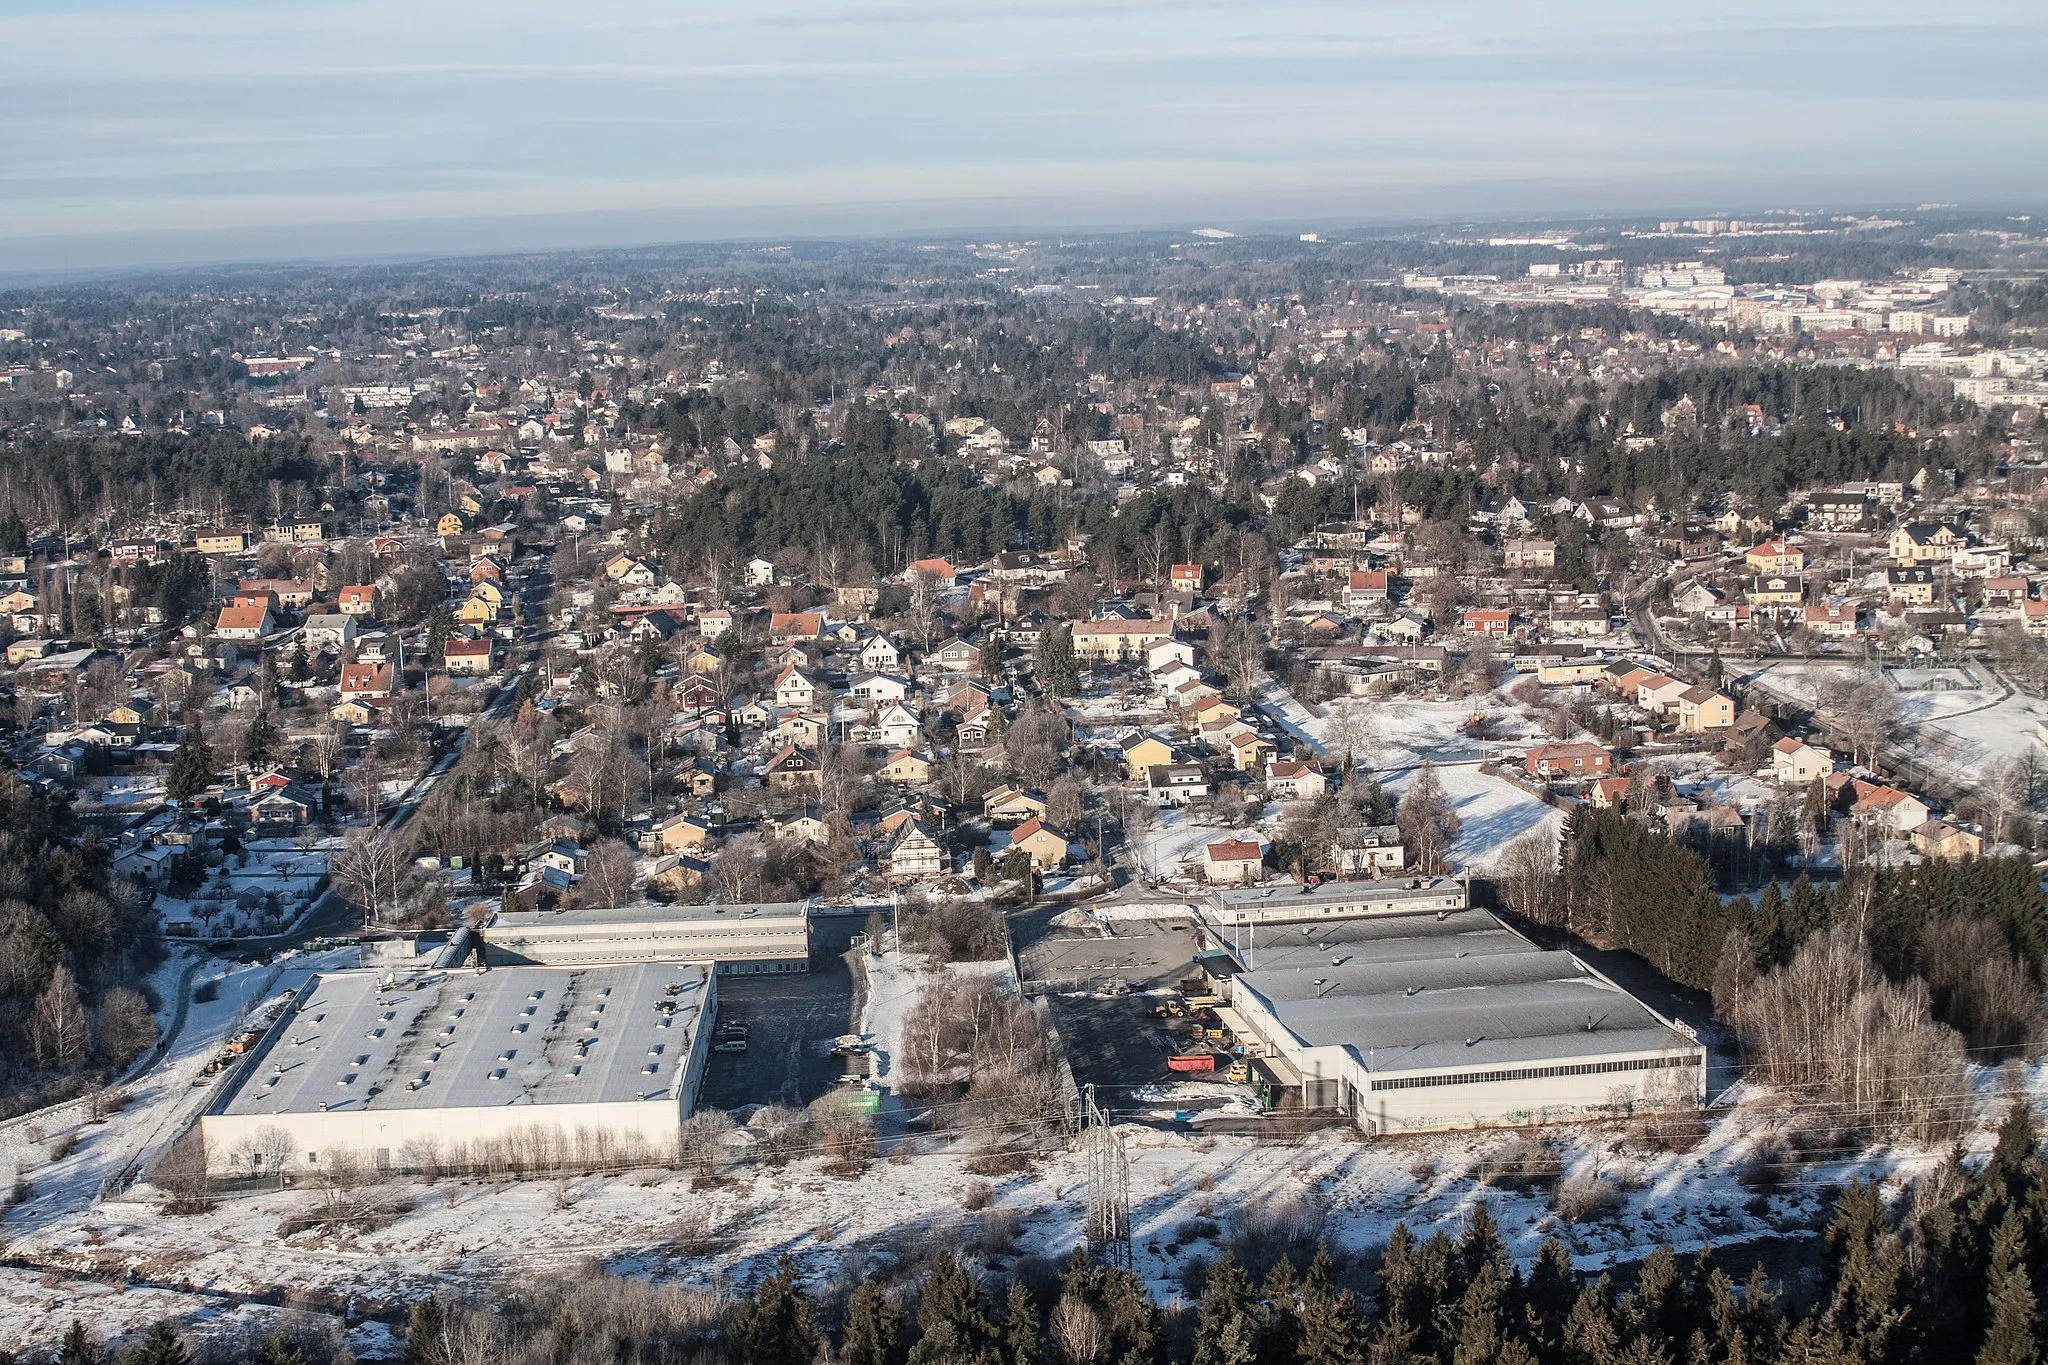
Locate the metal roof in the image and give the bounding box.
[220,962,708,1117]
[1223,909,1694,1076]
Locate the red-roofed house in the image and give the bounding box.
[1203,838,1265,885]
[339,661,395,700]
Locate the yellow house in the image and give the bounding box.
[468,578,504,609]
[880,748,934,784]
[1226,728,1275,771]
[650,812,711,853]
[1119,732,1175,776]
[1675,687,1736,733]
[1911,820,1983,860]
[436,511,469,537]
[455,595,498,624]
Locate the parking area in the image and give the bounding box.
[1009,905,1244,1110]
[695,917,863,1113]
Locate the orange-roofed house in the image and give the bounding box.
[336,584,378,617]
[1007,818,1071,871]
[215,602,274,640]
[1746,540,1806,574]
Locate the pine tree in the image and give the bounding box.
[1003,1281,1041,1365]
[164,733,215,803]
[844,1279,904,1365]
[731,1256,821,1365]
[57,1322,106,1365]
[1295,1247,1365,1365]
[1194,1254,1258,1365]
[122,1321,190,1365]
[403,1296,451,1365]
[910,1252,988,1365]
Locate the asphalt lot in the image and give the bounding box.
[1008,906,1230,1106]
[696,916,863,1113]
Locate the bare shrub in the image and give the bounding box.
[964,1150,1040,1177]
[1738,1138,1793,1194]
[1226,1187,1327,1275]
[677,1109,736,1179]
[978,1206,1022,1256]
[961,1179,994,1212]
[88,1087,132,1122]
[901,972,1057,1134]
[1050,1290,1105,1365]
[1553,1175,1624,1223]
[1729,921,1973,1144]
[148,1128,214,1215]
[897,895,1006,962]
[46,1131,78,1162]
[1477,1137,1563,1192]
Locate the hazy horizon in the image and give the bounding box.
[3,0,2044,275]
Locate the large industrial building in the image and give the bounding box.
[202,961,713,1176]
[1197,899,1705,1133]
[1207,876,1469,927]
[481,900,812,972]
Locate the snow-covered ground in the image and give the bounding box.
[0,947,363,1230]
[1291,690,1565,872]
[4,1058,2041,1351]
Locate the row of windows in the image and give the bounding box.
[1368,1053,1697,1093]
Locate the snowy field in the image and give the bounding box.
[1289,689,1565,872]
[3,1058,2042,1353]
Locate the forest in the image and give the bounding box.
[0,432,325,526]
[0,770,162,1116]
[45,1097,2048,1364]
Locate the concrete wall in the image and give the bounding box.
[203,1100,682,1177]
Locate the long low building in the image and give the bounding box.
[1208,876,1468,927]
[1197,908,1704,1133]
[201,961,713,1175]
[481,900,811,973]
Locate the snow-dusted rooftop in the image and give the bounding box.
[216,962,709,1116]
[1212,910,1690,1076]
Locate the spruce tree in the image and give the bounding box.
[732,1255,821,1365]
[404,1295,450,1365]
[254,1334,308,1365]
[122,1322,190,1365]
[1193,1255,1258,1365]
[1977,1261,2040,1365]
[163,733,215,803]
[1004,1281,1041,1365]
[910,1252,988,1365]
[1255,1257,1300,1365]
[57,1322,106,1365]
[844,1280,905,1365]
[1295,1247,1365,1365]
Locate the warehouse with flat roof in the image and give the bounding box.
[1197,908,1703,1133]
[1208,876,1468,927]
[200,961,713,1176]
[482,900,811,972]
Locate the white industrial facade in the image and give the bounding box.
[482,901,812,973]
[1199,908,1704,1133]
[1207,877,1469,928]
[201,961,714,1176]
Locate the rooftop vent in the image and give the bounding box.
[1405,985,1423,997]
[1465,1035,1485,1047]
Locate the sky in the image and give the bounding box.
[1,0,2044,273]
